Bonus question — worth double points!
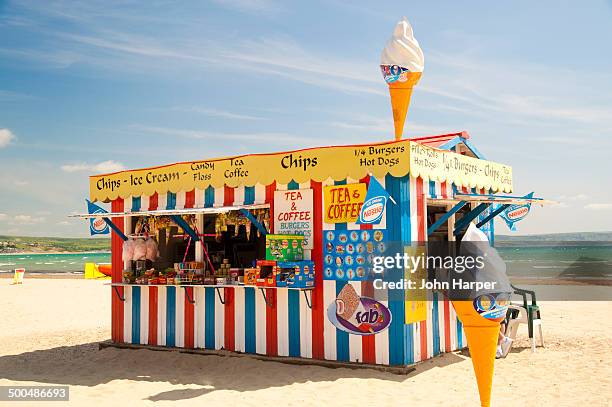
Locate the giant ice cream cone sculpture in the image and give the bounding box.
[381,18,424,140]
[452,301,503,407]
[451,224,512,407]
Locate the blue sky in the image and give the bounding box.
[0,0,611,237]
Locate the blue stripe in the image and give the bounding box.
[205,287,216,349]
[204,186,215,208]
[244,186,255,205]
[432,293,440,355]
[132,286,140,344]
[333,179,349,362]
[131,197,141,212]
[457,319,463,348]
[404,324,414,365]
[489,188,495,246]
[244,287,256,353]
[399,175,414,365]
[286,179,301,357]
[288,290,301,357]
[335,280,349,362]
[166,286,176,347]
[385,174,406,366]
[166,192,176,210]
[429,180,436,198]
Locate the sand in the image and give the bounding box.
[1,279,610,406]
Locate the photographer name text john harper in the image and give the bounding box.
[373,278,498,291]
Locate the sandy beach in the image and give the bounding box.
[1,278,610,406]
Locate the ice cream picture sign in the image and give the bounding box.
[327,284,392,335]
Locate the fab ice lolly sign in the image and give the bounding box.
[327,284,391,335]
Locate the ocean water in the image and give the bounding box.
[0,252,111,274]
[1,245,610,281]
[497,244,612,280]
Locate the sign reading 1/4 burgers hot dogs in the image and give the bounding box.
[273,189,314,249]
[323,183,367,224]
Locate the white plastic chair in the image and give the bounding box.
[505,304,544,353]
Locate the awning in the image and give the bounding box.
[428,192,555,207]
[69,203,270,219]
[427,192,554,236]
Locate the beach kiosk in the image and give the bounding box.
[75,131,547,370]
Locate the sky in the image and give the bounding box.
[0,0,611,237]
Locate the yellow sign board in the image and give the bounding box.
[404,245,428,324]
[89,139,513,202]
[323,183,367,223]
[409,142,513,192]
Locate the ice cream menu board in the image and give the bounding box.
[323,229,387,281]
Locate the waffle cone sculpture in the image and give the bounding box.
[452,300,502,407]
[387,72,422,140]
[451,224,512,407]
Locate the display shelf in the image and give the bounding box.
[107,283,313,290]
[107,283,314,307]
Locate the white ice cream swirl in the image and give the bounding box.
[380,17,424,72]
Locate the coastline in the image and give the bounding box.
[0,250,110,256]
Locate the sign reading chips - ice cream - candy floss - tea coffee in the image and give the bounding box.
[273,189,314,249]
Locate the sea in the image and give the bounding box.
[1,245,611,281]
[0,252,111,275]
[497,244,612,281]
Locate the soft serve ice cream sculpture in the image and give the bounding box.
[380,17,424,140]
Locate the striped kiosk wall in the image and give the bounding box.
[112,175,467,365]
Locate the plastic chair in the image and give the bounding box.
[504,285,544,352]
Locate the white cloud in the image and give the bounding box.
[171,106,265,121]
[550,202,569,208]
[11,215,45,225]
[585,203,612,210]
[210,0,281,14]
[329,114,454,136]
[131,124,312,145]
[557,193,589,201]
[61,160,126,173]
[0,213,7,221]
[13,180,29,186]
[0,89,35,102]
[0,128,16,148]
